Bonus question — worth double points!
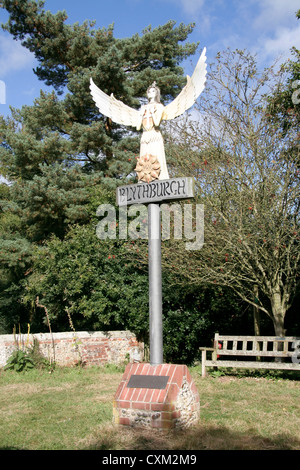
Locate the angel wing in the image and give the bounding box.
[162,47,207,121]
[90,78,140,128]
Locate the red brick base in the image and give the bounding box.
[113,363,200,429]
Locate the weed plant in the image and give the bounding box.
[4,339,53,372]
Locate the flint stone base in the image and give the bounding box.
[113,363,200,429]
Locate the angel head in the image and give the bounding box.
[147,81,161,103]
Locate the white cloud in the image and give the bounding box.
[0,33,35,78]
[248,0,300,63]
[260,23,300,60]
[177,0,205,15]
[222,0,300,65]
[252,0,299,32]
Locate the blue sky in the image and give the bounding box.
[0,0,299,117]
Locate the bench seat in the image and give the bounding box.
[200,334,300,377]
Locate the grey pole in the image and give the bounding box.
[148,203,163,365]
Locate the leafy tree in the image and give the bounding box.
[22,223,150,336]
[164,49,300,337]
[162,283,252,364]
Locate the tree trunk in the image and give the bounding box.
[273,317,286,337]
[270,291,286,337]
[253,285,260,336]
[253,285,261,361]
[270,290,286,362]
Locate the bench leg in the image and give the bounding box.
[201,350,206,377]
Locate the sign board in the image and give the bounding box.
[116,177,194,206]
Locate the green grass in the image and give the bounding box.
[0,365,299,450]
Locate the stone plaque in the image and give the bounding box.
[127,374,169,389]
[116,177,194,206]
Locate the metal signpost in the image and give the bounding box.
[148,202,163,365]
[116,177,194,365]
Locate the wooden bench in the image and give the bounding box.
[200,334,300,377]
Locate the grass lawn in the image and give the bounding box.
[0,364,299,450]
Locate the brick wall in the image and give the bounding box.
[0,331,144,368]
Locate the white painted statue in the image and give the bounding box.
[90,47,207,183]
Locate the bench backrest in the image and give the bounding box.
[214,334,300,358]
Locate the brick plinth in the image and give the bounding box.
[113,363,200,429]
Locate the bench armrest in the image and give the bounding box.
[201,347,218,377]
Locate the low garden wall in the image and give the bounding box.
[0,331,144,368]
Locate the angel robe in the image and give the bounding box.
[136,102,169,180]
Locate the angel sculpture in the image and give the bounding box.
[90,47,207,183]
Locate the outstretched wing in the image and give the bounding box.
[90,78,140,127]
[162,47,207,121]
